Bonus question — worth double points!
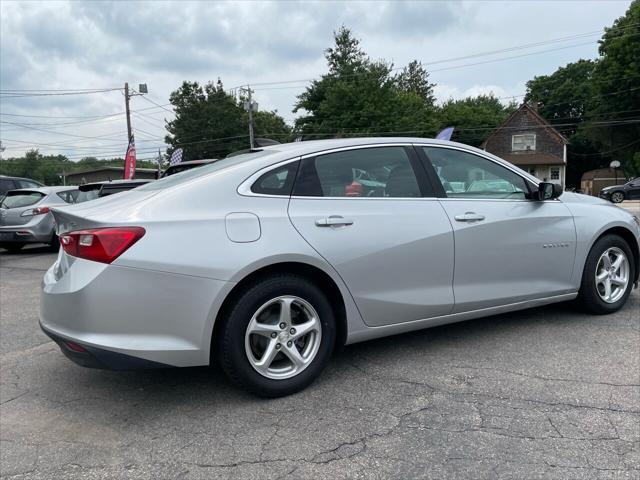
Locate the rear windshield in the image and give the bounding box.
[75,189,99,203]
[0,191,45,208]
[139,150,274,191]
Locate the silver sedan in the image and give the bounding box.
[40,138,640,397]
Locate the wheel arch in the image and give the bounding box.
[210,261,349,363]
[593,226,640,284]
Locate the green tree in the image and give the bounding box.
[294,27,438,138]
[437,95,516,147]
[525,59,596,136]
[396,60,436,106]
[588,0,640,176]
[166,79,290,159]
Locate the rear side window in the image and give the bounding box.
[251,162,299,195]
[18,180,40,189]
[0,179,14,194]
[0,191,45,208]
[57,190,78,203]
[293,146,422,198]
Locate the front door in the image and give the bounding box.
[288,145,455,327]
[421,146,576,313]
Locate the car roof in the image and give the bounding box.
[0,174,43,183]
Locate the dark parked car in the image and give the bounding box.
[77,179,153,202]
[161,159,218,177]
[599,177,640,203]
[0,175,43,197]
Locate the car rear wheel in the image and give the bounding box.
[610,191,625,203]
[217,274,336,397]
[48,234,60,252]
[577,234,635,314]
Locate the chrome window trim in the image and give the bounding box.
[238,143,427,199]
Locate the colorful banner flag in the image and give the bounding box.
[169,148,183,166]
[123,135,136,180]
[435,127,454,141]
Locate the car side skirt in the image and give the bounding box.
[345,292,578,345]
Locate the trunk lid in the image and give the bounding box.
[50,188,161,234]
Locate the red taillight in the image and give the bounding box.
[33,206,50,215]
[20,206,50,217]
[60,227,145,264]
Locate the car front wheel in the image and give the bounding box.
[217,274,336,397]
[577,234,635,314]
[610,191,625,203]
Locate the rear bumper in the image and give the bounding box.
[598,192,612,201]
[40,255,232,368]
[0,215,55,244]
[40,322,169,369]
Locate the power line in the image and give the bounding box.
[0,103,172,119]
[237,23,640,91]
[0,88,122,98]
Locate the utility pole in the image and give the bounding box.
[157,148,162,179]
[0,140,5,160]
[241,86,257,148]
[124,82,132,141]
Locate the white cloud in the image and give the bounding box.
[0,0,632,159]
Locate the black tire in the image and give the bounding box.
[610,191,625,203]
[0,243,24,253]
[576,234,635,314]
[216,274,336,397]
[48,234,60,252]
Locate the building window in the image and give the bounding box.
[550,167,560,180]
[527,167,536,176]
[512,134,536,151]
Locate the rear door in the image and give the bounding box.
[288,145,455,327]
[419,145,576,312]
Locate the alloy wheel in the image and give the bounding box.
[244,296,322,380]
[595,247,629,304]
[610,192,624,203]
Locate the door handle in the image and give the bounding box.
[454,212,485,222]
[315,216,354,227]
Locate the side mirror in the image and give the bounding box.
[535,182,563,201]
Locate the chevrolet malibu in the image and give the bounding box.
[40,138,640,397]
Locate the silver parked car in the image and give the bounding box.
[40,138,640,397]
[0,186,78,252]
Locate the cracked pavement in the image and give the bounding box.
[1,246,639,479]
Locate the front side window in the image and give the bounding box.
[423,147,530,200]
[293,147,421,198]
[512,134,536,151]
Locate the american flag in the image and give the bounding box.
[169,148,183,166]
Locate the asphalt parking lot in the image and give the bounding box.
[1,246,639,479]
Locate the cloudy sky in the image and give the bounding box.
[0,0,632,161]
